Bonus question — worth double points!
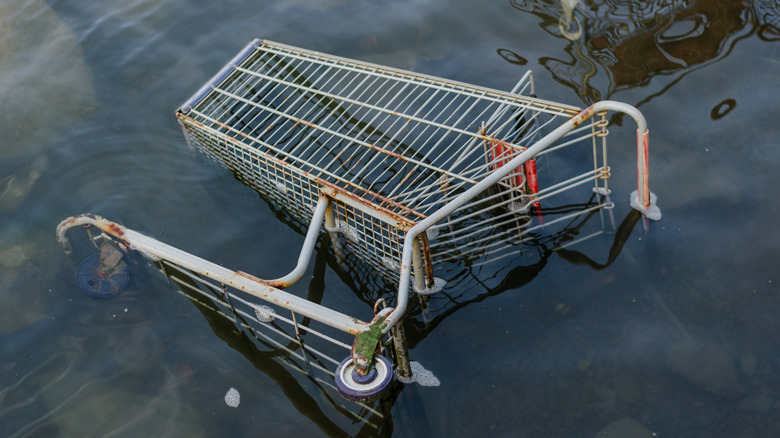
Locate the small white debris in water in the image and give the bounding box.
[396,361,440,387]
[124,308,128,313]
[224,387,240,408]
[254,305,275,323]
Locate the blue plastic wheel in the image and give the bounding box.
[334,354,393,403]
[76,254,129,298]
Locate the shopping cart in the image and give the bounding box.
[57,39,660,403]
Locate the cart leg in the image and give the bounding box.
[323,200,345,264]
[412,237,425,292]
[392,318,412,379]
[324,199,337,230]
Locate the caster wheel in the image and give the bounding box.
[76,255,129,298]
[334,354,393,403]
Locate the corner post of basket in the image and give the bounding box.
[569,101,660,220]
[177,39,264,114]
[632,127,662,220]
[594,101,661,221]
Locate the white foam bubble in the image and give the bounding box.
[224,387,240,407]
[254,305,275,323]
[630,190,662,221]
[396,361,440,387]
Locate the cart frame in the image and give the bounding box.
[57,39,660,401]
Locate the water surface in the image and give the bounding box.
[2,0,779,436]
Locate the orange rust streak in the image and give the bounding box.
[395,168,418,190]
[331,147,348,163]
[346,156,364,174]
[571,105,595,128]
[107,223,125,237]
[366,143,406,161]
[237,270,287,289]
[236,270,264,282]
[297,118,316,128]
[315,179,420,229]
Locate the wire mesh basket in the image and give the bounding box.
[59,38,659,405]
[176,40,660,294]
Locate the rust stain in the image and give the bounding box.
[106,222,125,238]
[297,118,316,128]
[237,270,263,282]
[61,214,132,251]
[419,233,435,288]
[572,105,596,128]
[314,178,426,226]
[263,279,287,288]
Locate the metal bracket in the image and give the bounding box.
[97,241,126,277]
[351,314,387,376]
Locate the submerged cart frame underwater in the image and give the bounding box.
[56,39,660,410]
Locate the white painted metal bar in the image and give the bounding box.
[56,214,371,335]
[152,251,363,338]
[264,195,330,287]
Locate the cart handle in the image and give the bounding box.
[56,196,331,291]
[56,213,372,335]
[384,100,661,333]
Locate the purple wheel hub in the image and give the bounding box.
[76,255,129,298]
[352,367,377,384]
[334,354,393,402]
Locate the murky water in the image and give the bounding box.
[2,0,779,436]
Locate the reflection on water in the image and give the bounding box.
[165,255,396,437]
[1,0,779,436]
[510,0,778,105]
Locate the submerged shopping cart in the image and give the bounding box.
[57,39,660,403]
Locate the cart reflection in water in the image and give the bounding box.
[154,198,644,437]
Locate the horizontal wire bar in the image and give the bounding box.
[258,43,580,117]
[206,85,481,187]
[171,261,355,352]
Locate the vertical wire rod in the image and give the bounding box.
[290,310,310,365]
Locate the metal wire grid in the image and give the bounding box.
[427,111,612,266]
[179,122,409,277]
[177,39,610,283]
[156,259,388,428]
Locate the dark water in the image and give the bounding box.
[2,0,779,436]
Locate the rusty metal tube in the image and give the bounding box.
[392,318,412,379]
[324,200,337,230]
[411,237,425,292]
[57,213,131,255]
[383,100,658,332]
